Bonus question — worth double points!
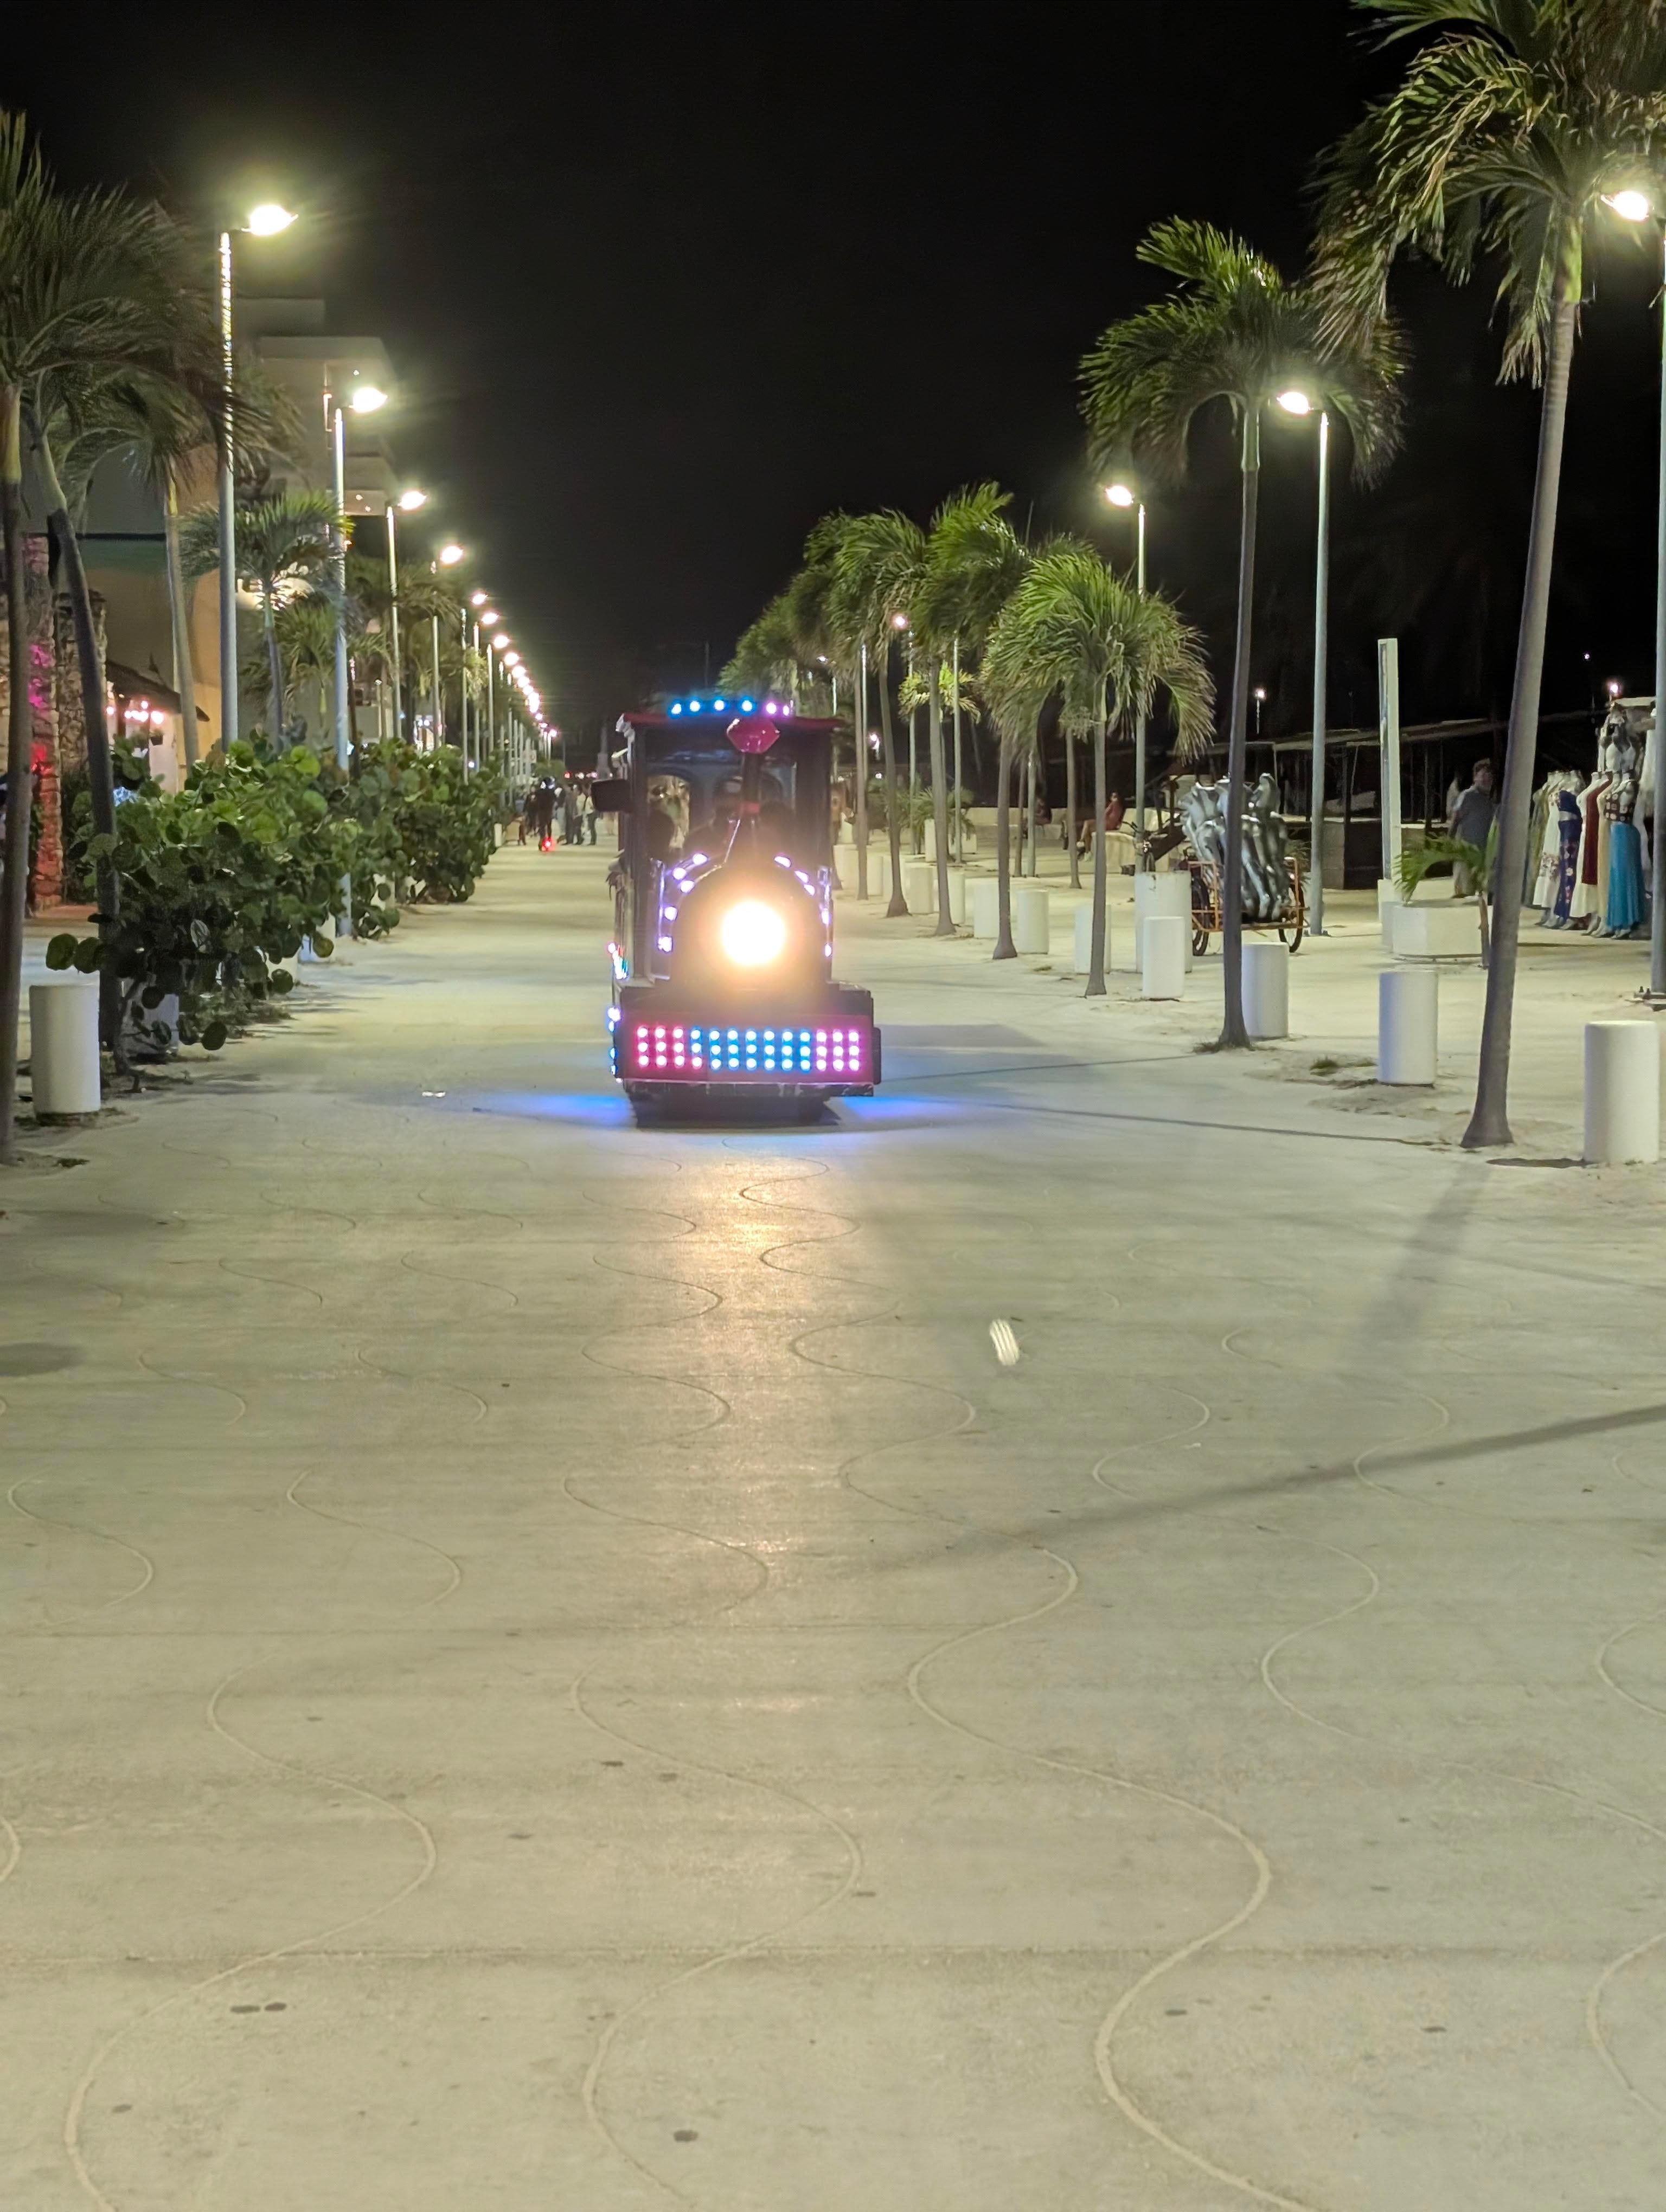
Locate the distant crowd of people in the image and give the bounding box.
[518,777,595,847]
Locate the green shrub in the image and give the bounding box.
[45,739,502,1054]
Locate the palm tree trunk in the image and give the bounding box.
[994,730,1016,960]
[928,664,953,935]
[1218,406,1259,1050]
[163,473,200,769]
[1463,290,1578,1148]
[1066,729,1079,888]
[0,387,32,1162]
[262,582,284,740]
[1087,716,1108,996]
[876,650,907,916]
[35,426,121,1058]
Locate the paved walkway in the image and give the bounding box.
[3,846,1665,2209]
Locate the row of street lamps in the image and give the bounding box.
[213,200,553,789]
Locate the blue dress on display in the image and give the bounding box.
[1553,792,1581,921]
[1606,818,1645,932]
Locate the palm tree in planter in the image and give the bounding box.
[984,547,1213,996]
[1080,217,1401,1045]
[1316,0,1666,1147]
[182,488,340,742]
[911,485,1032,953]
[826,509,928,918]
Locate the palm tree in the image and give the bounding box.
[182,488,339,741]
[1316,0,1666,1146]
[1081,217,1401,1045]
[912,484,1032,949]
[826,510,928,918]
[985,549,1213,994]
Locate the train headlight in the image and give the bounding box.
[719,899,787,968]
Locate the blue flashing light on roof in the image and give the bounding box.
[740,697,754,711]
[687,698,702,712]
[712,697,726,711]
[670,702,683,715]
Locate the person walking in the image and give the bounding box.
[1449,760,1497,895]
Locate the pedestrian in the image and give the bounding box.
[579,783,597,844]
[1449,759,1497,894]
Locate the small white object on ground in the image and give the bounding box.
[1584,1020,1661,1165]
[989,1319,1020,1365]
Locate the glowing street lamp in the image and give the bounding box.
[438,543,465,567]
[1605,187,1666,995]
[396,487,427,512]
[246,202,296,237]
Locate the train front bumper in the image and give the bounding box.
[611,981,879,1094]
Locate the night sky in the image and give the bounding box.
[11,2,1665,758]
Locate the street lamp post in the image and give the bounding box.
[1600,190,1666,995]
[1104,481,1148,866]
[1273,388,1332,935]
[383,489,426,743]
[215,203,294,755]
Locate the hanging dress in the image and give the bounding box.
[1548,792,1575,920]
[1532,777,1564,910]
[1571,777,1609,922]
[1553,789,1582,921]
[1607,818,1645,931]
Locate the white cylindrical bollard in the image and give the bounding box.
[1241,941,1289,1039]
[834,844,859,891]
[1585,1021,1661,1164]
[1155,868,1195,972]
[1378,967,1438,1084]
[902,858,936,916]
[1073,901,1097,976]
[1133,870,1158,967]
[946,865,967,925]
[871,849,893,903]
[1379,878,1401,950]
[29,981,101,1118]
[970,875,1000,941]
[1142,912,1186,999]
[1013,884,1049,955]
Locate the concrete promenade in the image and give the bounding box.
[3,845,1665,2209]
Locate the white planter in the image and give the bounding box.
[1392,902,1480,961]
[834,844,861,891]
[946,865,967,925]
[1073,901,1100,976]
